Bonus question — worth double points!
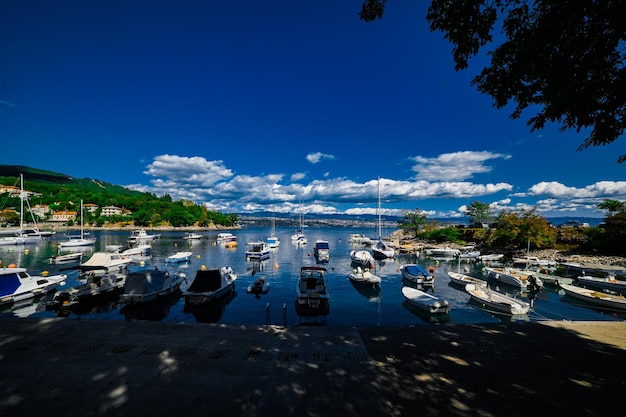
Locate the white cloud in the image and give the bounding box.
[290,172,306,182]
[306,152,335,164]
[143,154,233,186]
[524,181,626,199]
[125,154,520,216]
[410,151,511,181]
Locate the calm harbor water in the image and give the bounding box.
[2,226,625,326]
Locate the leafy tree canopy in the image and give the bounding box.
[597,199,626,217]
[360,1,626,162]
[464,201,493,225]
[398,208,428,238]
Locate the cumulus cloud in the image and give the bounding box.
[125,153,517,216]
[306,152,335,164]
[523,181,626,199]
[143,154,233,186]
[410,151,511,181]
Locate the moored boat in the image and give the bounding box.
[559,283,626,312]
[183,266,237,306]
[401,286,451,314]
[400,264,435,285]
[1,266,67,306]
[166,251,193,263]
[313,239,330,262]
[575,275,626,295]
[296,266,329,310]
[217,232,237,242]
[183,232,203,241]
[245,241,271,260]
[247,276,270,295]
[47,272,126,309]
[78,251,133,276]
[485,266,543,290]
[447,271,487,288]
[119,268,185,304]
[49,252,83,265]
[465,283,531,315]
[349,266,381,285]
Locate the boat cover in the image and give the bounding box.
[187,269,222,293]
[124,269,168,295]
[404,264,429,277]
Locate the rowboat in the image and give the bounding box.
[560,283,626,312]
[401,286,451,314]
[465,283,531,315]
[575,275,626,295]
[447,271,487,288]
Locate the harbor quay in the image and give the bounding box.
[1,318,625,417]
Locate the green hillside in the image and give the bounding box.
[0,164,237,227]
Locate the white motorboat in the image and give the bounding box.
[78,251,133,276]
[183,232,203,241]
[313,239,330,262]
[349,266,381,285]
[447,271,488,288]
[296,266,330,310]
[400,264,435,285]
[485,266,543,290]
[465,283,531,315]
[350,250,375,268]
[245,241,271,260]
[426,246,461,257]
[477,253,505,262]
[575,275,626,295]
[118,244,151,258]
[217,232,237,242]
[166,251,193,263]
[119,268,185,304]
[348,234,372,245]
[0,266,67,306]
[49,252,83,265]
[559,283,626,312]
[128,229,160,244]
[183,266,237,306]
[47,272,126,308]
[401,286,451,314]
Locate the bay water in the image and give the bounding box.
[1,226,624,326]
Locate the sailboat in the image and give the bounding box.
[291,201,307,245]
[371,177,394,260]
[266,208,280,248]
[58,199,96,248]
[0,174,43,245]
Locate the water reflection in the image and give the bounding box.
[120,290,182,321]
[184,291,237,323]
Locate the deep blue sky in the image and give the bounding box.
[1,0,624,219]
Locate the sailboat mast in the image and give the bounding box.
[80,199,84,240]
[19,174,24,230]
[377,176,382,240]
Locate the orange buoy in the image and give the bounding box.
[429,266,435,273]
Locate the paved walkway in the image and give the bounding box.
[1,318,624,417]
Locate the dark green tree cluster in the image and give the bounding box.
[360,1,626,162]
[0,178,237,228]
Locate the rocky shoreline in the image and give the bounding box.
[388,230,626,267]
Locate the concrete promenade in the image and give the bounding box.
[1,318,625,417]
